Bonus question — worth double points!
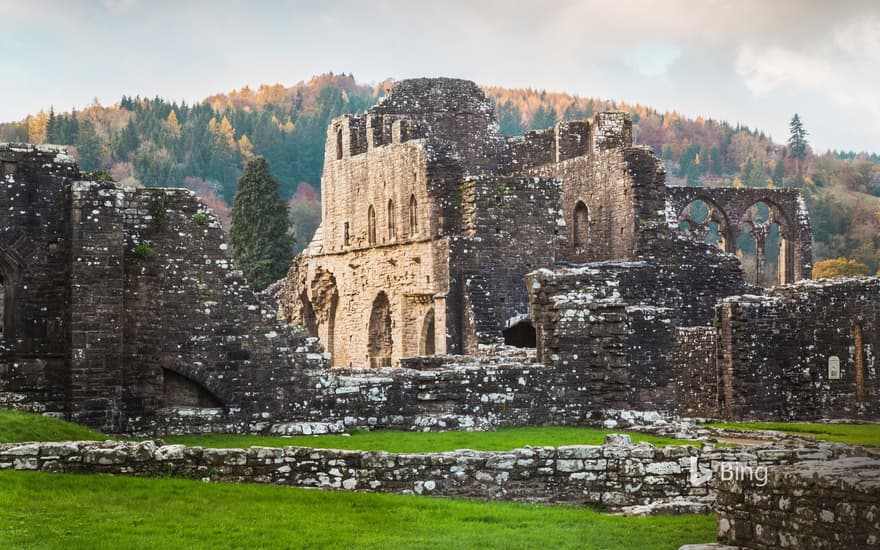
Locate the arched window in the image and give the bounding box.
[409,194,418,236]
[335,127,343,160]
[367,205,376,245]
[572,201,589,248]
[387,199,396,241]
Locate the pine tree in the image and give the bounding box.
[230,157,294,290]
[76,119,102,171]
[788,113,808,177]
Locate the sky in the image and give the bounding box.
[2,0,880,152]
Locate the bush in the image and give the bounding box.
[812,257,870,279]
[133,243,155,259]
[193,213,210,225]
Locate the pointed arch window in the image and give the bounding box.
[387,199,396,241]
[367,205,377,245]
[409,194,418,236]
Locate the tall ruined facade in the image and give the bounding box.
[277,78,814,367]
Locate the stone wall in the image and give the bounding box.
[0,145,79,415]
[0,437,864,510]
[674,327,719,418]
[0,144,326,433]
[452,175,564,348]
[716,456,880,549]
[717,277,880,420]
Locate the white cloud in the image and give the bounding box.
[736,17,880,129]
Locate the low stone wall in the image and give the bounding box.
[716,456,880,549]
[0,437,866,510]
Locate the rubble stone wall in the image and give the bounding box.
[0,438,861,509]
[716,456,880,549]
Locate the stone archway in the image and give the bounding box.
[737,199,794,286]
[368,292,393,367]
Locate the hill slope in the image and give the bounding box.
[1,74,877,267]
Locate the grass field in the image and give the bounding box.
[707,422,880,447]
[0,409,107,443]
[0,470,715,549]
[0,409,697,451]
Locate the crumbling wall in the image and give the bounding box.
[0,144,78,415]
[452,176,564,347]
[717,278,880,420]
[526,264,679,412]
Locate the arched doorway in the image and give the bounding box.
[368,292,393,367]
[420,308,435,356]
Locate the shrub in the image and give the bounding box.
[133,243,154,259]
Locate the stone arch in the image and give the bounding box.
[737,199,793,286]
[572,200,589,249]
[420,308,435,356]
[677,197,733,252]
[367,205,377,245]
[162,368,224,408]
[503,320,536,348]
[409,194,418,236]
[368,292,393,367]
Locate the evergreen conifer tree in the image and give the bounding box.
[230,157,294,290]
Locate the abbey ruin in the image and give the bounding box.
[0,78,877,436]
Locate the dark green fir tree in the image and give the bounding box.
[230,157,295,290]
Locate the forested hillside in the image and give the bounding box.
[1,74,877,267]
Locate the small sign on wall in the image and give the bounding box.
[828,356,841,380]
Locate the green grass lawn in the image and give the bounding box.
[0,409,107,443]
[707,422,880,447]
[0,409,697,451]
[161,426,696,452]
[0,470,715,550]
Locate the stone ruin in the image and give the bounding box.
[0,78,876,436]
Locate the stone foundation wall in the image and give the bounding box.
[716,456,880,549]
[0,438,862,509]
